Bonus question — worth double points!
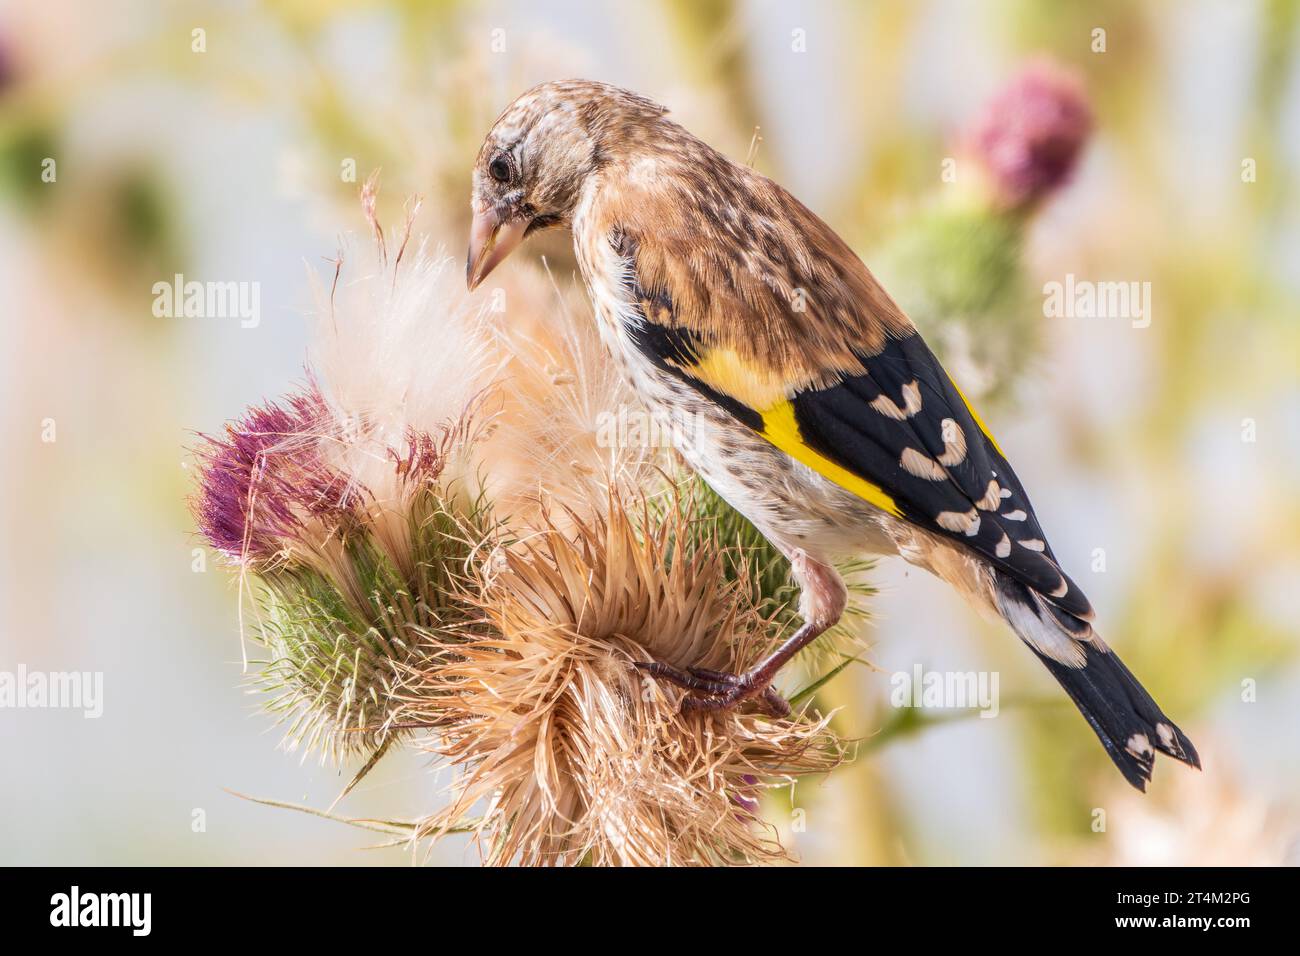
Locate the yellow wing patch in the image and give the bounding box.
[673,346,792,411]
[672,346,902,517]
[760,402,902,517]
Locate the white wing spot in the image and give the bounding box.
[900,447,947,480]
[1019,538,1046,552]
[995,534,1012,558]
[936,508,978,533]
[937,418,967,466]
[1003,509,1027,521]
[870,380,923,420]
[976,480,1001,510]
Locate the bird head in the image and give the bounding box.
[467,79,667,289]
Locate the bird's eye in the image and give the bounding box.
[488,155,511,183]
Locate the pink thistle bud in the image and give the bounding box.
[191,383,360,566]
[965,59,1093,210]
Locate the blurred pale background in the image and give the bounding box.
[1,0,1298,865]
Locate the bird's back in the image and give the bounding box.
[578,117,1094,621]
[582,121,918,387]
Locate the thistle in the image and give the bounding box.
[402,495,844,866]
[191,185,851,865]
[191,182,499,762]
[964,58,1093,213]
[874,58,1093,402]
[191,383,361,571]
[679,476,876,662]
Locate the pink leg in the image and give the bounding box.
[636,549,848,715]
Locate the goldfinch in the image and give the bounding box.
[466,80,1198,790]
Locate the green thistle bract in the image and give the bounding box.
[249,482,496,762]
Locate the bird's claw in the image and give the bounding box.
[633,661,791,718]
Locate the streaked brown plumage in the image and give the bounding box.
[466,79,1198,791]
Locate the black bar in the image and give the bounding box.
[0,866,1276,940]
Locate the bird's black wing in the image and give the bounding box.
[624,287,1093,622]
[784,329,1094,621]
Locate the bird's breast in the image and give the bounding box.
[571,214,662,390]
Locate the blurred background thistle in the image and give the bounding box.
[3,0,1298,866]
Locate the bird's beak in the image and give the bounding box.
[466,206,529,290]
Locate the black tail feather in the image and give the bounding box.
[993,572,1198,790]
[1029,639,1200,791]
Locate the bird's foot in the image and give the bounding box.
[634,662,790,718]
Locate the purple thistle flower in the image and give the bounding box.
[731,773,761,817]
[191,384,359,565]
[966,59,1093,210]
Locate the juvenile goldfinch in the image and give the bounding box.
[466,80,1198,790]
